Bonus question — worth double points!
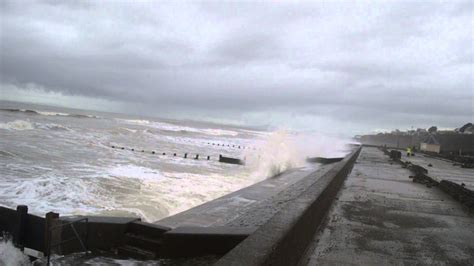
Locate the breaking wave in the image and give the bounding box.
[246,131,302,178]
[1,175,115,216]
[117,118,239,136]
[245,130,351,179]
[0,108,99,118]
[107,165,165,181]
[0,120,71,131]
[0,120,34,130]
[35,122,71,131]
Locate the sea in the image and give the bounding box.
[0,100,350,264]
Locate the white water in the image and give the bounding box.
[0,237,31,266]
[245,130,351,179]
[117,118,240,136]
[0,120,35,131]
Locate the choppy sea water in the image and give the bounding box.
[0,102,274,222]
[0,101,350,264]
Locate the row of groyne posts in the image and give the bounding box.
[108,141,257,165]
[380,146,474,210]
[0,205,87,264]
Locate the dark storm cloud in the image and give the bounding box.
[0,0,472,133]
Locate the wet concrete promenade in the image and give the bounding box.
[401,152,474,191]
[301,147,474,265]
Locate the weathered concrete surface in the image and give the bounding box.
[156,164,333,228]
[215,148,361,266]
[402,152,474,191]
[160,226,255,258]
[301,147,474,265]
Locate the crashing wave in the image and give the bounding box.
[117,119,239,136]
[34,122,71,131]
[0,120,35,130]
[0,108,99,118]
[0,120,71,131]
[107,164,164,181]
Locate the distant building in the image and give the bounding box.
[420,134,441,153]
[456,123,474,134]
[356,122,474,154]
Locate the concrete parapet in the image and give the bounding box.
[306,157,343,164]
[160,226,256,258]
[215,147,361,266]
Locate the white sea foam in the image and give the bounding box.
[0,120,72,131]
[123,127,139,133]
[36,111,70,116]
[292,132,351,158]
[0,120,35,130]
[107,165,164,181]
[151,171,254,217]
[117,118,239,136]
[36,110,99,118]
[1,175,116,216]
[34,122,71,131]
[245,130,351,179]
[0,108,98,118]
[0,236,31,266]
[245,130,302,179]
[116,118,151,125]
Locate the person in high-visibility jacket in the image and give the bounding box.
[406,147,412,157]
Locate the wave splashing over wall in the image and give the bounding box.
[246,130,351,179]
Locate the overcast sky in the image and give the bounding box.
[0,0,472,135]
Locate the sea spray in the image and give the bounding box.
[246,130,303,179]
[0,235,31,266]
[292,132,351,158]
[246,130,351,179]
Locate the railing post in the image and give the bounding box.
[44,212,60,258]
[85,218,89,254]
[14,205,28,251]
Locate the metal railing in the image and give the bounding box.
[47,217,89,265]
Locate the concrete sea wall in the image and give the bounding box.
[0,147,361,263]
[215,147,361,265]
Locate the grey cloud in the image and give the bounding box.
[0,0,472,134]
[213,32,281,63]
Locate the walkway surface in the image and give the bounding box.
[301,147,474,265]
[401,152,474,191]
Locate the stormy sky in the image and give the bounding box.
[0,0,472,135]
